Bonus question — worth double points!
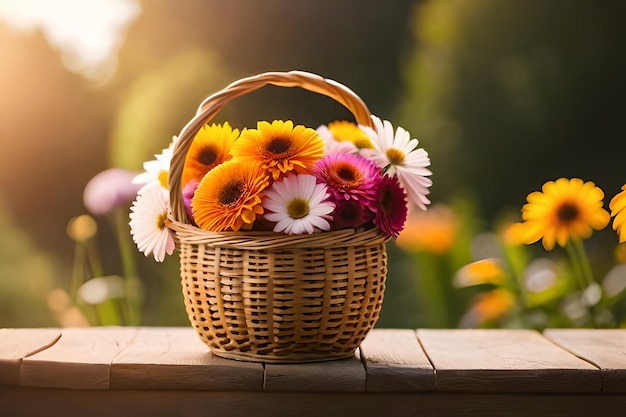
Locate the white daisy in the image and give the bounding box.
[133,135,178,188]
[316,124,358,154]
[129,182,175,262]
[263,174,335,235]
[360,115,432,210]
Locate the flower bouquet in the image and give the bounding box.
[129,71,432,362]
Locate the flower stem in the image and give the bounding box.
[502,243,531,327]
[114,208,141,325]
[84,236,104,278]
[565,240,587,292]
[565,238,599,326]
[572,238,596,287]
[415,252,454,327]
[96,299,122,326]
[69,243,86,302]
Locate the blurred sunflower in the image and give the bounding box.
[454,258,507,288]
[396,204,457,254]
[462,288,516,327]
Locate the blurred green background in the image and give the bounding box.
[1,0,625,329]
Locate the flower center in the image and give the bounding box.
[266,137,291,156]
[386,148,405,165]
[353,136,374,149]
[287,198,309,219]
[158,170,169,189]
[156,211,168,230]
[330,162,362,188]
[218,179,245,206]
[198,147,218,166]
[557,202,579,222]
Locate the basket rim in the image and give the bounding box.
[167,218,389,249]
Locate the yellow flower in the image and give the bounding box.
[66,214,98,243]
[395,204,457,254]
[615,243,626,264]
[230,120,324,181]
[515,178,610,250]
[504,222,528,246]
[191,161,269,232]
[469,288,516,324]
[182,122,239,187]
[328,120,373,149]
[454,259,507,287]
[610,185,626,243]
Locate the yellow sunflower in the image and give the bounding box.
[230,120,324,181]
[191,160,269,232]
[513,178,610,250]
[610,184,626,243]
[182,122,239,187]
[328,120,373,149]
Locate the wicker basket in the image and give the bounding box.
[166,71,389,363]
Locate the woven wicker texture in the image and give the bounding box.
[167,71,388,362]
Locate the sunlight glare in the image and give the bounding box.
[0,0,140,82]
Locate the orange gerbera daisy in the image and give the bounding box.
[230,120,324,181]
[191,161,269,232]
[181,122,239,187]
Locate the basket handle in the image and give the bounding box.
[168,70,374,223]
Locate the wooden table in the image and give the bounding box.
[1,327,625,416]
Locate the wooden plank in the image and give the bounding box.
[264,352,366,392]
[359,328,435,392]
[110,327,264,390]
[2,387,626,417]
[417,329,602,392]
[20,327,137,389]
[0,328,61,385]
[544,328,626,392]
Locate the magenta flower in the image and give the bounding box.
[331,198,375,230]
[83,168,142,216]
[313,152,382,211]
[374,175,408,238]
[182,180,199,223]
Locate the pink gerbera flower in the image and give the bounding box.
[182,180,199,223]
[313,153,382,211]
[374,175,408,238]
